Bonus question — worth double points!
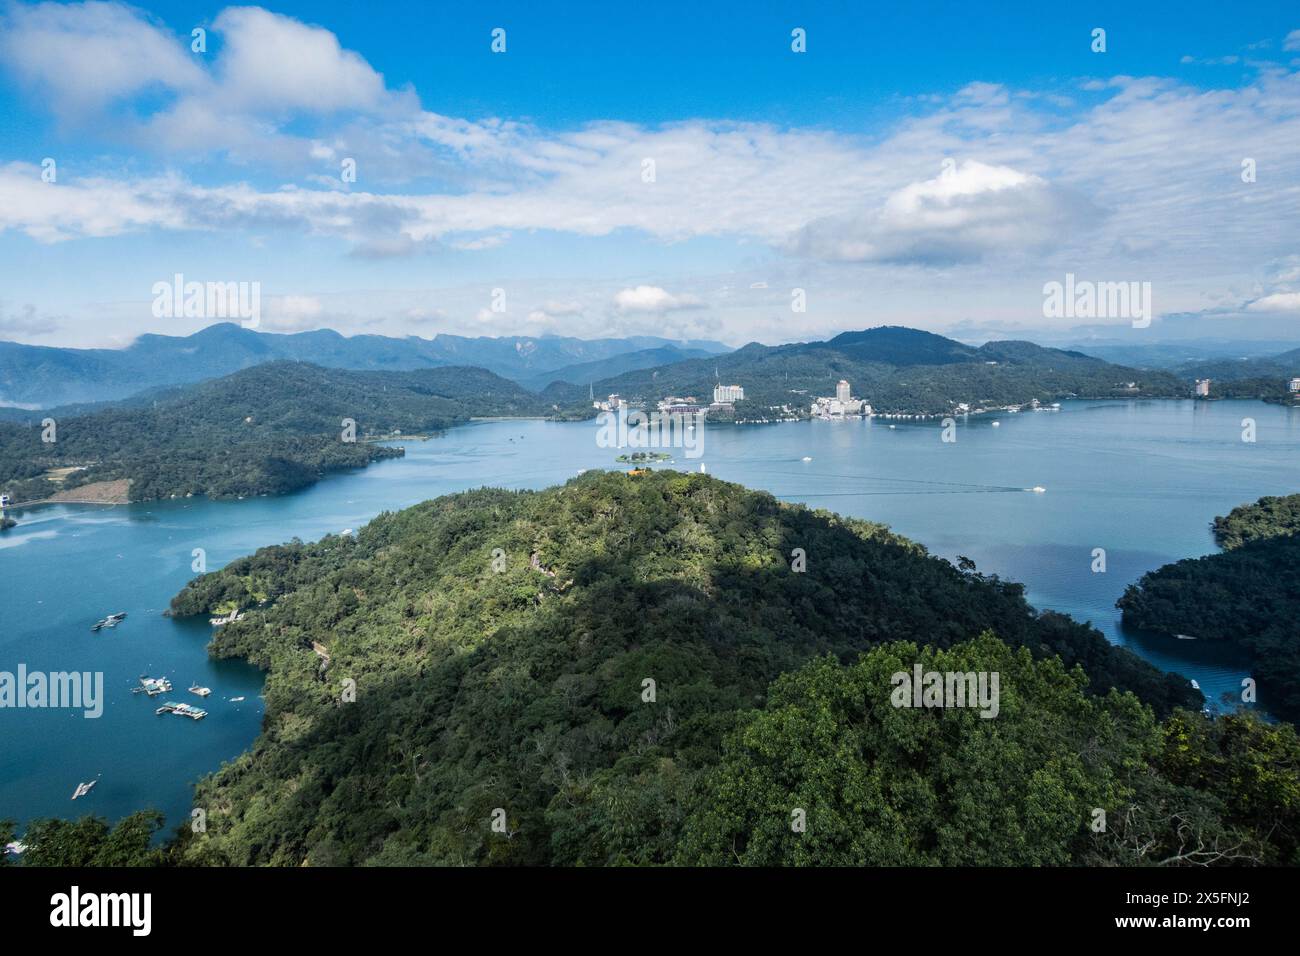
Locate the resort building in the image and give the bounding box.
[713,383,744,404]
[812,379,869,418]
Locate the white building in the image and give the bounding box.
[1195,379,1211,397]
[713,383,744,404]
[1289,378,1300,393]
[812,379,869,418]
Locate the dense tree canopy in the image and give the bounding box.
[0,362,564,504]
[1119,494,1300,723]
[163,471,1194,865]
[15,812,165,867]
[678,636,1300,866]
[7,474,1295,867]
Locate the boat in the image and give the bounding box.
[188,683,212,697]
[133,676,172,696]
[156,701,207,720]
[230,696,245,702]
[1190,679,1201,691]
[1031,486,1046,494]
[801,456,813,462]
[991,421,1001,427]
[71,778,98,800]
[1175,633,1197,641]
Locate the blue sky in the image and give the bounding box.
[1,0,1299,348]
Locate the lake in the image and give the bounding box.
[2,398,1297,831]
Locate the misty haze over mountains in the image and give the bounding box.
[4,321,1300,410]
[0,323,729,408]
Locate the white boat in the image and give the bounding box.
[230,696,245,702]
[1031,486,1046,494]
[189,684,212,697]
[991,421,1001,427]
[1191,679,1201,691]
[801,456,813,462]
[71,778,98,800]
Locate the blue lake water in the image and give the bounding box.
[2,398,1297,832]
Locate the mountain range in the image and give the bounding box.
[549,326,1191,414]
[0,324,729,408]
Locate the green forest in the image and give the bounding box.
[1118,493,1300,723]
[10,471,1296,867]
[0,362,568,505]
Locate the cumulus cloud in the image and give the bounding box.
[1245,292,1300,313]
[4,4,1300,342]
[612,286,705,314]
[0,0,206,117]
[790,161,1100,265]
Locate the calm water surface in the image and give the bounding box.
[2,399,1297,829]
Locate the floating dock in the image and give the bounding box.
[156,701,207,720]
[133,676,172,696]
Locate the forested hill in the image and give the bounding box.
[0,362,561,504]
[545,326,1185,414]
[161,470,1224,866]
[1118,493,1300,723]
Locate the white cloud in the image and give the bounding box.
[0,1,206,116]
[4,4,1300,343]
[208,7,397,114]
[790,161,1099,265]
[1285,30,1300,52]
[612,286,704,314]
[1245,292,1300,313]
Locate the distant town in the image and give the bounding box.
[592,378,1073,425]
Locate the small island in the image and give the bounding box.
[616,451,672,463]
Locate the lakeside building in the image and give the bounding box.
[593,393,628,412]
[657,395,705,415]
[1195,379,1211,397]
[1290,378,1300,393]
[812,379,870,418]
[713,383,744,404]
